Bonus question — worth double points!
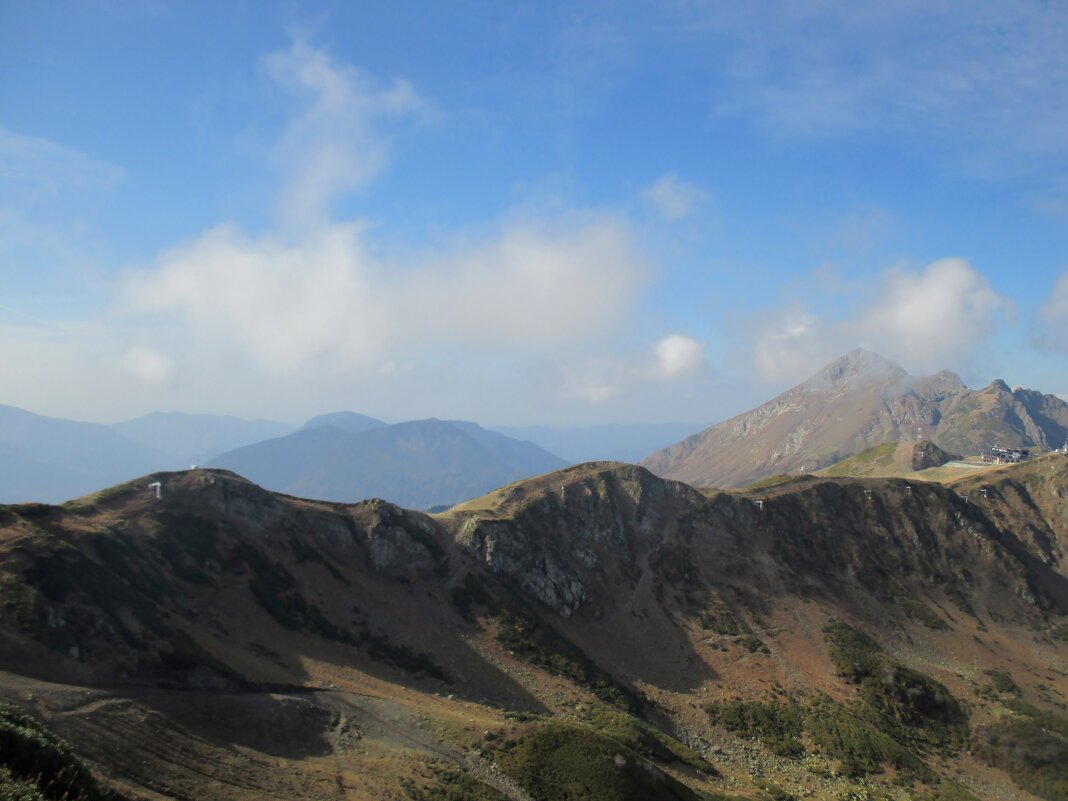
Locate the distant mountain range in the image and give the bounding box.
[8,348,1066,505]
[643,348,1068,488]
[491,422,703,464]
[0,404,167,503]
[111,411,296,464]
[0,401,699,507]
[207,417,567,509]
[0,405,298,504]
[0,405,568,508]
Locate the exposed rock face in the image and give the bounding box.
[910,440,956,471]
[452,464,698,616]
[644,348,1068,488]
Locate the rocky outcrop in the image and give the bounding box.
[452,465,701,616]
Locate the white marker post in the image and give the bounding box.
[148,481,162,500]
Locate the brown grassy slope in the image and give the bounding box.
[818,439,958,478]
[0,458,1066,799]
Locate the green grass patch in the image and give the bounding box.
[805,694,927,778]
[743,475,799,491]
[945,586,977,619]
[974,706,1068,801]
[706,699,804,757]
[400,765,509,801]
[493,723,702,801]
[0,767,47,801]
[984,670,1019,695]
[822,443,898,477]
[356,628,448,683]
[247,561,348,642]
[702,623,970,776]
[824,621,968,751]
[697,605,769,654]
[580,705,714,773]
[497,614,640,713]
[705,694,927,777]
[915,780,982,801]
[752,777,797,801]
[697,607,746,636]
[856,663,968,749]
[450,572,640,711]
[903,600,951,631]
[450,573,496,622]
[0,704,119,801]
[735,634,771,654]
[824,620,884,681]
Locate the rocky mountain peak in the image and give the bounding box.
[988,378,1013,393]
[800,348,907,393]
[644,348,1068,488]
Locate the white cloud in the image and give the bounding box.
[857,259,1002,364]
[752,259,1005,382]
[262,40,429,227]
[123,216,647,375]
[121,345,174,383]
[641,174,707,221]
[754,312,827,384]
[560,333,706,404]
[109,39,655,418]
[560,366,626,405]
[653,334,704,378]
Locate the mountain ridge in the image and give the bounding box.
[643,348,1068,488]
[1,455,1066,799]
[208,417,568,509]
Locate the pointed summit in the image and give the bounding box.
[644,348,1068,488]
[987,378,1012,394]
[801,348,907,393]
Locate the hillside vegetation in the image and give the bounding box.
[0,454,1066,799]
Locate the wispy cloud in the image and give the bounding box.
[1035,269,1068,356]
[560,333,706,404]
[121,344,174,384]
[262,39,431,227]
[642,174,707,221]
[753,258,1006,382]
[697,1,1068,174]
[0,127,123,200]
[120,40,656,399]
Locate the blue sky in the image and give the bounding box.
[2,0,1068,425]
